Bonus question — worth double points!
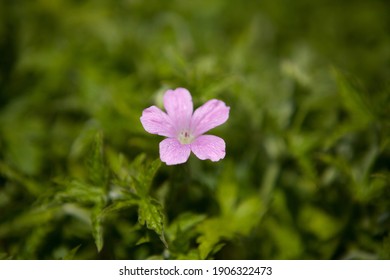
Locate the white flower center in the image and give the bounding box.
[178,130,195,145]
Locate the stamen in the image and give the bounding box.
[178,130,194,145]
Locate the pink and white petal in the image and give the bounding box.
[191,135,226,162]
[191,99,230,136]
[140,106,176,137]
[159,138,191,165]
[163,88,193,131]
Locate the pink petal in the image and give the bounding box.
[159,138,191,165]
[191,135,226,162]
[190,99,230,136]
[163,88,193,132]
[140,106,175,137]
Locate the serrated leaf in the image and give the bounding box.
[141,159,161,192]
[134,158,161,196]
[138,198,167,247]
[99,199,138,218]
[138,198,164,235]
[106,149,129,182]
[92,208,104,252]
[53,179,106,206]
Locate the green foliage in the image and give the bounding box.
[1,0,389,260]
[196,162,263,259]
[138,198,166,247]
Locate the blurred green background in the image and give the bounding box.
[0,0,389,260]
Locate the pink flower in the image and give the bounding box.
[140,88,230,165]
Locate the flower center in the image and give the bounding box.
[178,130,195,145]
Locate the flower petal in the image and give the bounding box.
[140,106,175,137]
[163,88,193,132]
[191,135,226,162]
[159,138,191,165]
[191,99,230,136]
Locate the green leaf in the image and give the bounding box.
[196,196,264,259]
[0,207,57,239]
[299,205,342,240]
[196,162,264,259]
[264,218,303,259]
[166,212,206,255]
[216,161,237,216]
[92,207,104,252]
[0,161,42,196]
[333,68,373,126]
[62,245,82,260]
[166,212,206,242]
[234,197,263,234]
[53,179,106,206]
[138,198,167,247]
[86,131,108,187]
[100,200,139,218]
[133,157,161,196]
[196,218,231,259]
